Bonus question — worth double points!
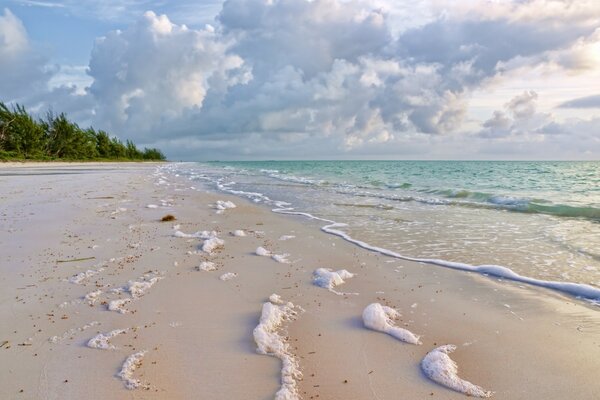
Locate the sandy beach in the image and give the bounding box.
[1,162,599,400]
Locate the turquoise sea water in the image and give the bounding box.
[172,161,600,301]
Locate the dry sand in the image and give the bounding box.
[0,162,598,399]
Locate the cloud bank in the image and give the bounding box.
[2,0,600,159]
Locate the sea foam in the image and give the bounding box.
[87,329,128,350]
[118,351,147,390]
[202,236,225,254]
[421,345,492,398]
[312,268,355,295]
[255,246,272,256]
[253,295,301,400]
[362,303,420,345]
[219,272,237,281]
[197,261,217,272]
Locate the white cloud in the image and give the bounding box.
[0,8,50,101]
[4,0,600,160]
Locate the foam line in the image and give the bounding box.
[272,208,600,303]
[253,295,301,400]
[231,229,247,237]
[421,345,492,398]
[362,303,421,345]
[118,351,147,390]
[49,321,100,343]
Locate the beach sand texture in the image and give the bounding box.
[0,163,599,399]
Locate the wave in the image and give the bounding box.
[251,166,600,220]
[271,207,600,304]
[168,163,600,305]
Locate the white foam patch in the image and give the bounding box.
[108,298,132,314]
[215,200,236,210]
[197,261,217,272]
[202,236,225,254]
[256,246,272,257]
[219,272,238,281]
[87,329,128,350]
[48,321,100,343]
[269,293,284,304]
[68,268,104,285]
[146,204,158,209]
[127,276,162,298]
[312,268,355,295]
[231,230,247,237]
[84,289,102,305]
[272,254,291,264]
[362,303,421,345]
[174,229,218,239]
[111,207,127,216]
[421,345,492,398]
[118,351,147,390]
[279,235,296,241]
[253,295,301,400]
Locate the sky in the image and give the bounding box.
[1,0,599,160]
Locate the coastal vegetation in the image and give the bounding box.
[0,102,166,161]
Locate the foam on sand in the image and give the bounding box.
[108,273,163,313]
[87,329,128,350]
[253,295,301,400]
[362,303,421,345]
[108,298,132,314]
[256,246,290,263]
[216,200,236,209]
[215,200,237,213]
[118,351,147,390]
[127,276,162,298]
[146,204,158,209]
[219,272,238,281]
[278,235,296,241]
[84,289,102,305]
[68,268,105,284]
[173,229,218,239]
[202,236,225,254]
[49,321,100,343]
[255,246,272,256]
[272,253,291,264]
[231,229,247,237]
[312,268,355,295]
[421,345,492,398]
[196,261,217,272]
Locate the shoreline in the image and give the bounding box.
[1,163,598,399]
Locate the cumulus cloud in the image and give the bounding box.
[559,94,600,108]
[0,8,50,101]
[4,0,600,159]
[478,90,600,160]
[87,10,250,134]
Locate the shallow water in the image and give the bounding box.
[169,161,600,301]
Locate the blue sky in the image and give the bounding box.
[1,0,599,160]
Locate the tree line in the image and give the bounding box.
[0,102,166,161]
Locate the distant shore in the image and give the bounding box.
[1,162,598,399]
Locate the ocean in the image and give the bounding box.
[168,160,600,304]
